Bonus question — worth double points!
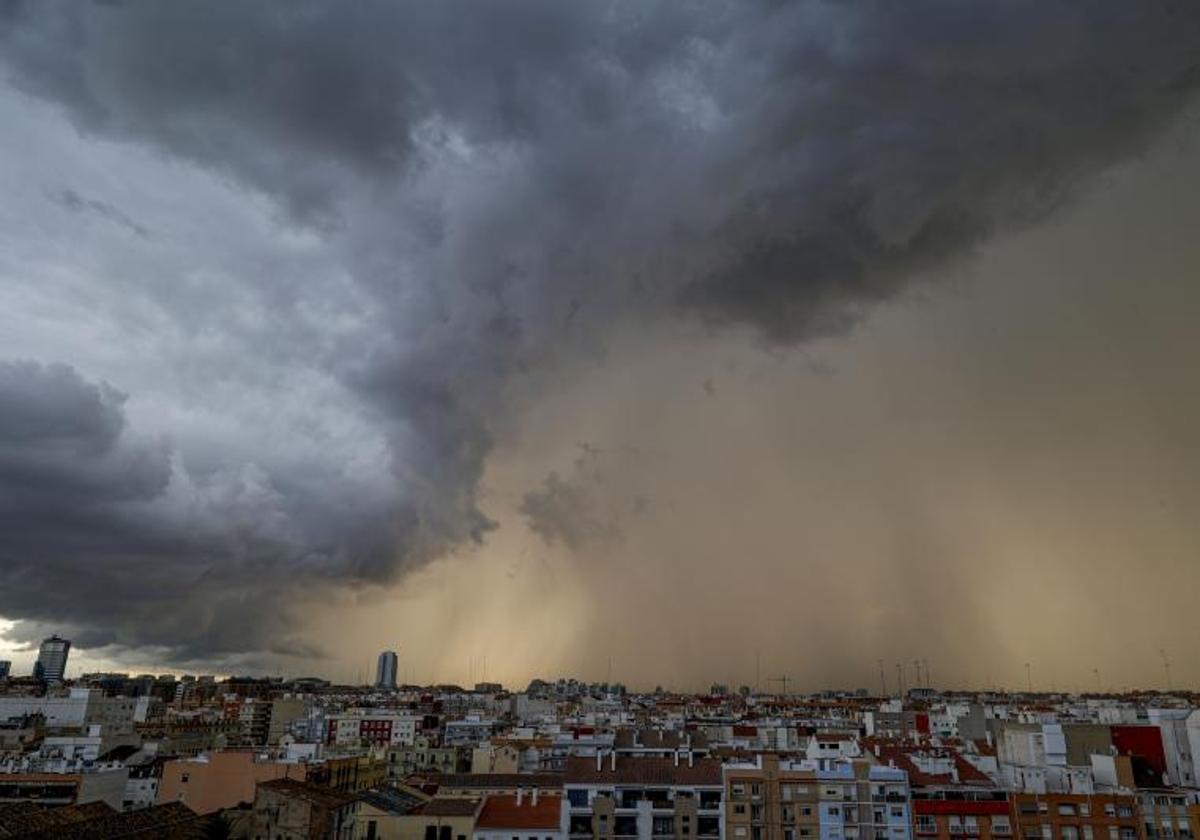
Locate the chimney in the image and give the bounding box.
[517,788,524,806]
[688,751,694,768]
[674,751,680,767]
[597,751,603,771]
[533,788,539,806]
[611,750,616,771]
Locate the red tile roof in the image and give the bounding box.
[418,798,484,817]
[871,746,994,787]
[477,794,562,830]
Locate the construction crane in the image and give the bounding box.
[768,675,792,696]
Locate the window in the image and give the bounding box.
[1062,827,1080,840]
[181,774,189,784]
[736,829,747,838]
[735,805,747,816]
[994,819,1012,836]
[1080,805,1090,818]
[1059,806,1078,817]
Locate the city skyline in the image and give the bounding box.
[0,3,1199,688]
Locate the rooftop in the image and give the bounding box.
[418,797,484,817]
[477,793,563,830]
[565,755,723,786]
[257,778,358,810]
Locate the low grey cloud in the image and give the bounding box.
[46,187,150,238]
[0,1,1198,666]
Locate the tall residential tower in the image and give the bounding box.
[33,634,70,683]
[375,649,398,689]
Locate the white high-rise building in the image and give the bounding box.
[34,635,71,683]
[376,650,398,689]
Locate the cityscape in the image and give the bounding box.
[1,634,1200,838]
[3,1,1200,839]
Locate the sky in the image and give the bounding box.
[0,1,1198,691]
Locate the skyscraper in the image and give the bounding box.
[375,650,398,689]
[33,635,70,683]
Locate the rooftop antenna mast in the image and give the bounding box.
[877,659,887,697]
[896,663,905,698]
[1160,649,1173,692]
[913,659,922,691]
[769,675,791,696]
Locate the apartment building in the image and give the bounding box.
[388,736,471,779]
[1135,790,1200,840]
[724,754,822,840]
[1011,794,1144,840]
[564,752,724,840]
[725,755,912,840]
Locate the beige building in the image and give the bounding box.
[252,777,357,840]
[725,754,821,840]
[472,744,520,774]
[157,749,307,814]
[373,797,481,840]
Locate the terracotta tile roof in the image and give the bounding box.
[972,739,997,757]
[436,772,563,789]
[257,778,358,809]
[565,755,722,786]
[477,794,562,830]
[871,746,994,787]
[419,797,484,817]
[0,801,202,839]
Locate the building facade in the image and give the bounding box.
[33,635,71,684]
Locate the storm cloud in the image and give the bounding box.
[1,0,1199,667]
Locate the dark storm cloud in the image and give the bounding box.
[1,0,1199,664]
[0,360,390,662]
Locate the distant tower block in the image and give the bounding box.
[375,650,398,689]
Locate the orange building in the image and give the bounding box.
[1011,794,1143,840]
[156,750,307,814]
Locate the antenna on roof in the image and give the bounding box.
[877,659,887,698]
[1159,649,1173,692]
